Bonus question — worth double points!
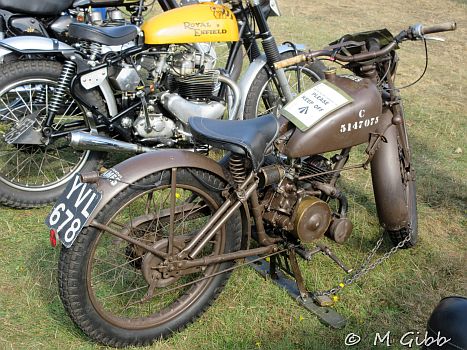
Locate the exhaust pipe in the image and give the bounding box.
[69,131,156,154]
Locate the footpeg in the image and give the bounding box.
[297,243,352,274]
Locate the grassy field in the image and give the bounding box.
[0,0,466,349]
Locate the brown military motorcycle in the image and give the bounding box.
[47,21,455,347]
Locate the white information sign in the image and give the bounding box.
[281,80,353,131]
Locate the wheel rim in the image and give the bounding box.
[0,78,91,191]
[87,182,226,329]
[255,66,320,116]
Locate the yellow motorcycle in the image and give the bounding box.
[0,0,324,208]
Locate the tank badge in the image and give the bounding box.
[210,6,234,20]
[281,81,353,132]
[183,22,228,37]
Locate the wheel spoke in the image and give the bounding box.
[15,90,32,114]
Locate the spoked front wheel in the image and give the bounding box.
[243,51,326,119]
[58,168,242,347]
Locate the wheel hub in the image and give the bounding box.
[141,238,186,288]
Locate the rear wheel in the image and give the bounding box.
[243,51,326,119]
[0,60,105,208]
[58,168,242,347]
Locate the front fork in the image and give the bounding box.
[249,0,294,103]
[391,101,413,177]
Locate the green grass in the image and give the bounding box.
[1,0,466,349]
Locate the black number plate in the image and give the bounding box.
[45,174,102,248]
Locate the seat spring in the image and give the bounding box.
[229,154,246,185]
[89,42,102,60]
[48,60,77,115]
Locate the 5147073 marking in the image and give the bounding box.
[340,116,379,133]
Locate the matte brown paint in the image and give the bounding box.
[284,76,383,157]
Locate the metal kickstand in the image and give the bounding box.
[247,248,347,329]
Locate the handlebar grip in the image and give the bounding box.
[420,22,457,35]
[273,54,307,69]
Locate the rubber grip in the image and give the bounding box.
[422,22,456,35]
[273,54,306,69]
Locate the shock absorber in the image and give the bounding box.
[45,60,77,127]
[89,43,102,61]
[229,154,246,186]
[34,86,47,105]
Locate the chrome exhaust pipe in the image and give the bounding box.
[69,131,156,153]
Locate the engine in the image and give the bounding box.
[132,109,175,140]
[260,155,352,244]
[112,44,229,142]
[76,37,240,145]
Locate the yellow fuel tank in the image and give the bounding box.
[142,3,239,45]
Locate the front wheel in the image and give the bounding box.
[243,51,326,119]
[58,168,242,347]
[371,125,418,249]
[387,178,418,248]
[0,60,106,208]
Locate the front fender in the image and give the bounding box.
[236,43,306,119]
[0,36,75,60]
[371,123,410,231]
[86,150,230,225]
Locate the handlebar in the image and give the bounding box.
[274,22,456,70]
[415,22,457,36]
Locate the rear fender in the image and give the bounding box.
[86,150,251,244]
[0,36,75,61]
[0,36,118,116]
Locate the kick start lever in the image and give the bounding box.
[296,243,352,274]
[316,243,352,274]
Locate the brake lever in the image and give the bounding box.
[422,35,446,42]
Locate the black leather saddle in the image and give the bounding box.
[0,0,74,16]
[69,23,138,46]
[189,115,279,170]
